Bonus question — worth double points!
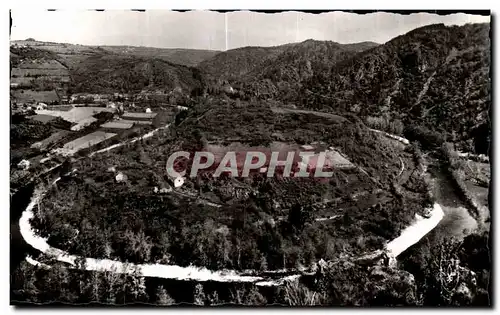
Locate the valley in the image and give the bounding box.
[10,18,491,307]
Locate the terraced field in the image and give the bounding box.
[53,131,117,156]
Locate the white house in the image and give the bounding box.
[145,108,152,113]
[174,177,185,188]
[115,172,128,183]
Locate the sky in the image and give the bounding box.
[10,10,490,51]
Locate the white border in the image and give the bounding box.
[2,0,498,313]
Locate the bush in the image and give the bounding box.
[404,125,445,150]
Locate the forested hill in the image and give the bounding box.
[11,40,219,67]
[70,54,205,94]
[236,39,378,101]
[298,23,490,151]
[197,44,295,80]
[11,41,208,96]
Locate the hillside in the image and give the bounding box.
[10,43,207,97]
[11,40,219,67]
[297,23,491,153]
[237,40,379,101]
[32,98,430,272]
[198,44,295,80]
[69,54,205,94]
[199,40,377,93]
[11,22,491,307]
[10,45,71,104]
[100,46,219,67]
[11,40,105,69]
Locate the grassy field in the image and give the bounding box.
[12,90,60,103]
[28,114,57,124]
[100,121,134,129]
[462,160,490,210]
[30,130,71,151]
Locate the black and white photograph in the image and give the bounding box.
[9,8,492,307]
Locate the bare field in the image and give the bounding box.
[100,121,134,129]
[36,107,114,123]
[54,131,117,156]
[12,68,69,77]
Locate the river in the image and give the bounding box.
[15,128,473,288]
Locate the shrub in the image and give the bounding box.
[283,281,326,306]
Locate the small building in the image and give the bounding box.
[223,84,235,94]
[17,159,30,170]
[115,172,128,183]
[174,177,185,188]
[145,108,152,113]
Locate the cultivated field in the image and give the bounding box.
[122,112,158,120]
[53,131,117,156]
[119,119,153,125]
[100,121,134,129]
[35,107,115,123]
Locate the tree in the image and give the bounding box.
[288,203,314,233]
[207,291,221,306]
[59,158,72,177]
[229,286,267,305]
[156,286,176,305]
[122,229,153,263]
[193,283,206,306]
[11,261,41,303]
